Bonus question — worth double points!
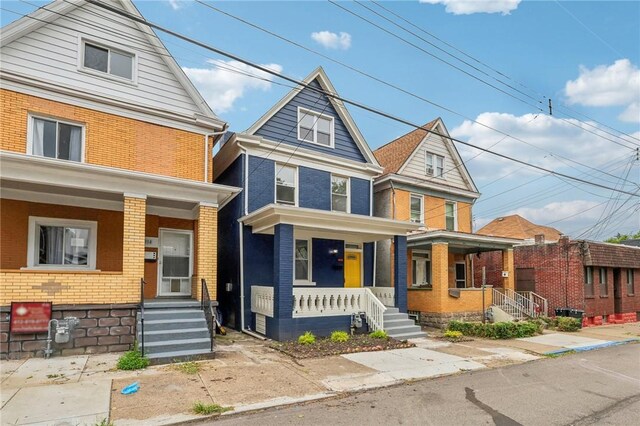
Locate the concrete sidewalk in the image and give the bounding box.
[1,323,638,425]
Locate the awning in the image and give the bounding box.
[240,204,421,242]
[407,229,523,254]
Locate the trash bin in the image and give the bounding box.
[568,309,584,328]
[555,307,570,317]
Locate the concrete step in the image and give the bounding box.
[143,309,204,321]
[144,337,211,355]
[388,331,428,340]
[146,348,215,363]
[385,307,400,314]
[385,325,424,335]
[141,318,206,332]
[143,299,200,309]
[384,319,417,328]
[383,313,411,321]
[139,327,210,343]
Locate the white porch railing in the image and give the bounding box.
[369,287,395,307]
[492,288,548,319]
[292,287,387,331]
[515,290,549,317]
[492,288,527,320]
[251,285,274,317]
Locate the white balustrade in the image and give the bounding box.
[251,285,274,317]
[369,287,395,307]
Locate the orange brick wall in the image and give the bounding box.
[0,89,212,181]
[424,195,445,229]
[0,199,123,271]
[193,205,218,301]
[457,202,472,233]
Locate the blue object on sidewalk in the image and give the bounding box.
[121,382,140,395]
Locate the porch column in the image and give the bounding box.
[393,235,408,313]
[431,242,449,312]
[502,248,515,290]
[273,224,294,320]
[193,203,218,302]
[123,194,146,302]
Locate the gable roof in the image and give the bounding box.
[477,214,562,241]
[0,0,221,125]
[373,119,438,176]
[246,67,379,165]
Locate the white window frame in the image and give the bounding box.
[410,193,423,224]
[445,201,457,231]
[599,267,608,296]
[274,163,298,206]
[627,269,635,295]
[411,249,431,288]
[297,107,335,148]
[426,152,445,178]
[26,217,98,270]
[331,174,350,213]
[585,266,594,297]
[294,238,313,286]
[78,37,138,85]
[27,114,86,162]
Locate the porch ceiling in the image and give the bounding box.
[407,229,523,254]
[240,204,421,242]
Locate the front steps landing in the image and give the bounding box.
[383,307,427,340]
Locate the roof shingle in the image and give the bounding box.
[373,119,438,176]
[477,214,562,241]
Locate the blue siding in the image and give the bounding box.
[394,235,408,313]
[273,224,294,320]
[299,167,331,210]
[247,155,275,213]
[254,79,367,163]
[215,155,244,329]
[268,316,354,341]
[311,239,344,287]
[363,242,374,286]
[243,227,274,330]
[351,177,371,215]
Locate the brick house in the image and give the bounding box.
[474,216,640,325]
[0,0,240,359]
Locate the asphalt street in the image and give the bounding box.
[203,343,640,426]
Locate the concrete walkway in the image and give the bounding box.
[1,323,637,425]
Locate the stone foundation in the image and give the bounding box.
[1,304,137,360]
[419,311,484,329]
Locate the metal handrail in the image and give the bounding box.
[201,279,215,352]
[139,278,145,356]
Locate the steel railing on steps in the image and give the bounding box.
[516,291,549,317]
[201,279,215,352]
[492,288,548,319]
[139,278,145,356]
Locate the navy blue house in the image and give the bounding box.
[214,68,421,341]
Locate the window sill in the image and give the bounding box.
[599,295,609,298]
[627,294,635,297]
[409,287,432,291]
[77,66,138,87]
[293,282,316,286]
[296,137,335,149]
[585,295,595,299]
[19,267,103,273]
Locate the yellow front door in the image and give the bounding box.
[344,251,361,288]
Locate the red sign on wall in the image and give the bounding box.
[10,302,52,333]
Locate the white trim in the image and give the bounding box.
[410,193,424,224]
[407,229,523,246]
[78,36,139,86]
[296,106,335,148]
[157,228,194,297]
[245,67,380,166]
[26,216,98,270]
[293,238,314,286]
[331,174,350,213]
[373,173,480,200]
[274,163,298,207]
[455,261,467,288]
[27,114,86,163]
[425,151,445,179]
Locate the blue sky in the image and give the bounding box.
[2,0,639,239]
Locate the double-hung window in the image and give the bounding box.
[82,40,135,81]
[627,269,634,295]
[584,266,594,297]
[27,217,97,269]
[331,175,349,212]
[599,267,608,296]
[295,239,311,283]
[445,202,456,231]
[426,152,444,177]
[412,251,431,288]
[275,164,296,205]
[410,194,423,224]
[298,108,334,147]
[29,116,84,162]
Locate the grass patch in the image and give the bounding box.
[93,419,114,426]
[117,350,150,371]
[543,350,577,358]
[192,402,233,415]
[174,361,200,374]
[46,373,64,379]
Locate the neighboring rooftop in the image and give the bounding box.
[619,239,640,247]
[373,119,438,176]
[477,214,562,242]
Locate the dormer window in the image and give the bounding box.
[426,152,444,178]
[297,107,334,147]
[81,40,135,81]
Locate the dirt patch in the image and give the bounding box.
[271,335,415,359]
[433,344,494,358]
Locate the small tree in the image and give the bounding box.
[605,231,640,244]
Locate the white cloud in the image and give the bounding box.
[419,0,521,15]
[182,59,283,114]
[451,112,632,180]
[507,200,603,226]
[311,31,352,50]
[167,0,182,11]
[564,59,640,123]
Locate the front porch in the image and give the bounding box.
[241,204,421,341]
[406,230,523,328]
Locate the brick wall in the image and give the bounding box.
[193,205,218,301]
[1,89,210,181]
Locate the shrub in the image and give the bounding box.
[192,402,233,415]
[369,329,389,339]
[330,331,350,342]
[298,331,316,345]
[117,350,150,370]
[447,320,542,339]
[443,330,463,341]
[556,316,581,332]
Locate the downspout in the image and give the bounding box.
[373,241,377,287]
[203,125,228,183]
[390,180,396,220]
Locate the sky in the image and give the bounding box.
[2,0,639,240]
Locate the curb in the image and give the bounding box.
[543,338,640,356]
